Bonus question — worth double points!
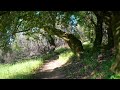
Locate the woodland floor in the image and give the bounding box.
[32,47,115,79]
[32,55,66,79]
[0,47,117,79]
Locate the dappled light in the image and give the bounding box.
[32,49,74,79]
[0,11,120,79]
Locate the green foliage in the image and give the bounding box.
[0,46,116,79]
[0,11,96,51]
[54,47,69,54]
[55,47,115,79]
[58,49,74,62]
[0,47,70,79]
[41,52,56,60]
[0,11,118,78]
[110,74,120,79]
[0,59,43,79]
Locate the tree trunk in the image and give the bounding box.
[107,25,114,49]
[64,34,84,57]
[45,27,84,58]
[104,12,114,49]
[61,33,84,59]
[93,13,103,49]
[47,35,56,52]
[110,12,120,73]
[94,15,103,48]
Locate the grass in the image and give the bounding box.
[0,47,68,79]
[57,43,116,79]
[37,47,119,79]
[55,47,69,54]
[0,59,43,79]
[0,51,57,79]
[58,49,74,63]
[0,45,118,79]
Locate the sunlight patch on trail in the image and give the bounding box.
[40,51,74,72]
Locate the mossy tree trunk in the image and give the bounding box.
[110,12,120,73]
[45,27,84,58]
[104,12,114,49]
[62,34,84,59]
[107,26,114,49]
[64,34,84,58]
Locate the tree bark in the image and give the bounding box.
[47,35,56,52]
[104,12,114,49]
[47,35,56,47]
[110,12,120,73]
[62,33,84,59]
[64,34,84,54]
[107,24,114,49]
[93,12,103,49]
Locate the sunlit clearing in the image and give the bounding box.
[0,59,43,79]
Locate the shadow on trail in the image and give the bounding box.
[32,55,65,79]
[31,50,91,79]
[32,48,70,79]
[32,47,114,79]
[33,68,65,79]
[32,54,86,79]
[55,51,114,79]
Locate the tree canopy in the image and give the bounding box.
[0,11,120,75]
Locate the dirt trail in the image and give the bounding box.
[33,56,66,79]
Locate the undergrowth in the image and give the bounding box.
[0,45,117,79]
[0,47,68,79]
